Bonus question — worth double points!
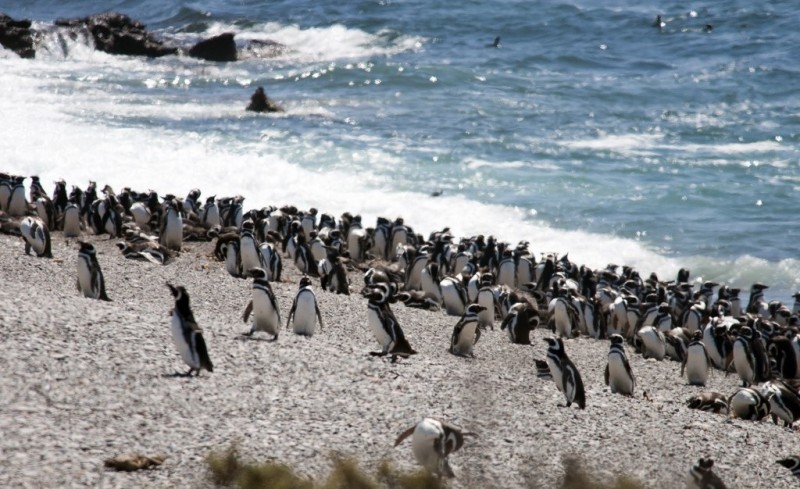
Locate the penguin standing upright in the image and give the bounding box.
[365,283,416,360]
[286,276,324,336]
[544,337,586,409]
[239,220,262,277]
[440,275,468,316]
[420,262,442,304]
[241,268,281,340]
[393,418,473,478]
[160,197,183,252]
[167,284,213,376]
[7,175,27,217]
[682,331,710,386]
[201,196,220,228]
[500,301,538,344]
[76,241,111,301]
[605,334,635,396]
[732,326,768,387]
[449,304,486,357]
[20,216,52,258]
[476,273,497,330]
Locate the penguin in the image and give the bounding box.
[769,335,800,380]
[688,458,727,489]
[549,289,576,338]
[746,282,769,317]
[159,197,183,251]
[420,262,443,304]
[777,457,800,478]
[497,250,516,288]
[300,207,317,237]
[728,387,769,420]
[449,304,486,357]
[682,331,710,386]
[686,392,729,414]
[63,198,82,238]
[365,283,416,360]
[440,275,468,316]
[605,334,635,396]
[732,326,767,387]
[476,273,498,330]
[166,284,213,376]
[239,220,262,277]
[500,301,538,345]
[20,216,52,258]
[395,291,440,311]
[405,250,429,291]
[183,188,202,216]
[76,241,111,301]
[394,418,473,478]
[7,175,27,217]
[224,238,243,277]
[259,241,282,282]
[241,268,281,340]
[762,381,800,428]
[544,337,586,409]
[286,276,324,336]
[201,196,220,228]
[703,321,733,370]
[636,325,666,360]
[116,241,170,265]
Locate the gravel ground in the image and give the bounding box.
[1,231,799,488]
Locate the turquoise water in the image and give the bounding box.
[2,0,800,300]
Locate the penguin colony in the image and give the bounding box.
[4,172,800,483]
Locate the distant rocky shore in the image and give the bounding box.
[0,11,285,61]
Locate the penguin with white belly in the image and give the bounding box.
[242,268,281,340]
[394,418,474,478]
[449,304,486,357]
[76,241,111,301]
[286,276,324,336]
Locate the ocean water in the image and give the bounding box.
[2,0,800,302]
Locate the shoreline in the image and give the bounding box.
[1,222,800,487]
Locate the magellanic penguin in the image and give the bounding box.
[544,337,586,409]
[167,284,213,376]
[76,241,111,301]
[63,199,82,238]
[7,175,27,217]
[777,456,800,479]
[688,458,727,489]
[393,418,474,478]
[365,283,416,361]
[449,304,486,357]
[500,301,538,345]
[732,326,768,387]
[686,392,729,414]
[242,268,281,340]
[20,216,53,258]
[636,325,666,361]
[762,381,800,428]
[286,276,324,336]
[682,331,710,386]
[440,275,468,316]
[605,334,635,396]
[728,387,769,421]
[159,197,183,252]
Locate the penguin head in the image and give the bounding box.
[691,330,703,341]
[250,267,267,280]
[299,276,312,288]
[167,283,186,300]
[78,241,96,255]
[609,334,624,346]
[466,304,487,315]
[543,337,563,352]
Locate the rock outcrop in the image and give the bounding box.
[188,32,237,62]
[0,13,35,58]
[54,12,177,58]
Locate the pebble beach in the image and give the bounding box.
[2,228,800,488]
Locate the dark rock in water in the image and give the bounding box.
[246,86,283,113]
[0,13,36,58]
[188,32,237,62]
[55,12,177,58]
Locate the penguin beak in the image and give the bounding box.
[166,283,178,297]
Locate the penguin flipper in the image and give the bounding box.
[393,425,416,447]
[195,332,213,373]
[604,363,609,386]
[242,300,253,323]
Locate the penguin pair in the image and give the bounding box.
[394,418,474,478]
[167,284,213,376]
[449,303,486,357]
[365,282,416,360]
[544,337,585,409]
[286,276,324,336]
[241,268,281,340]
[77,242,111,301]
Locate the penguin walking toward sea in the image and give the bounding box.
[449,304,486,357]
[286,276,324,336]
[241,268,281,340]
[682,331,710,386]
[688,458,727,489]
[394,418,474,478]
[167,284,213,376]
[544,337,586,409]
[605,334,635,396]
[76,242,111,301]
[20,216,52,258]
[365,283,416,360]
